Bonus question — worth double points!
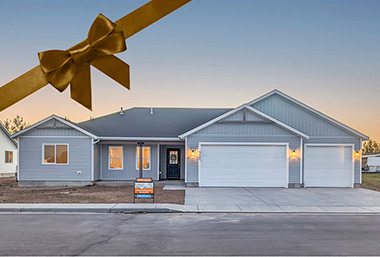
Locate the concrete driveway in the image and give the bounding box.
[185,187,380,212]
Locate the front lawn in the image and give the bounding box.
[0,177,184,204]
[361,173,380,192]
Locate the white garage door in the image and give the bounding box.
[199,144,288,187]
[304,145,353,187]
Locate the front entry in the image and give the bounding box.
[167,148,180,179]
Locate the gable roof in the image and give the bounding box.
[0,121,17,146]
[11,115,98,139]
[78,108,231,139]
[247,89,369,140]
[179,104,310,139]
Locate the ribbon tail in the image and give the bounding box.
[70,64,92,110]
[92,55,130,90]
[0,66,48,112]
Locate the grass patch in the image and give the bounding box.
[362,173,380,192]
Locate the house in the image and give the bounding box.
[0,121,17,177]
[12,90,369,188]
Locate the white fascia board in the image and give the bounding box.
[246,89,369,140]
[99,137,183,141]
[11,115,98,140]
[178,104,247,139]
[244,105,310,139]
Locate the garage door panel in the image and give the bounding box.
[200,144,287,187]
[304,145,353,187]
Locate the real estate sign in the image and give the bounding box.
[134,178,154,201]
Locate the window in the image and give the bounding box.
[136,146,150,170]
[109,146,123,170]
[5,151,13,163]
[43,144,68,164]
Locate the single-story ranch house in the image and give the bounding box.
[0,121,17,178]
[12,90,368,188]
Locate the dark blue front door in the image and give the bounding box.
[167,149,180,179]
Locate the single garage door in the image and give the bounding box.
[304,145,353,187]
[199,144,288,187]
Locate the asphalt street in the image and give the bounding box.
[1,213,380,256]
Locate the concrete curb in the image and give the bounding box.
[1,204,380,214]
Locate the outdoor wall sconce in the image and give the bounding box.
[292,150,297,157]
[355,151,360,157]
[191,149,195,156]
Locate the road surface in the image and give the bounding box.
[0,213,379,255]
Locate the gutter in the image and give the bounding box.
[99,137,183,141]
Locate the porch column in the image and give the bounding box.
[137,142,144,178]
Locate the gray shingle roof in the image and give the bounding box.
[78,107,231,138]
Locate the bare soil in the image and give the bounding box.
[0,177,184,204]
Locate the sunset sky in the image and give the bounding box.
[0,0,379,141]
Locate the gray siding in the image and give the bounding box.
[221,109,267,122]
[196,123,294,136]
[187,134,301,184]
[100,144,159,180]
[26,119,85,137]
[19,137,92,181]
[93,143,100,181]
[252,94,356,137]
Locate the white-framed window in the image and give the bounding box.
[5,151,13,163]
[136,146,151,170]
[42,144,69,165]
[109,146,123,170]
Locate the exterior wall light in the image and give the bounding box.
[292,150,296,157]
[355,151,360,158]
[191,149,195,156]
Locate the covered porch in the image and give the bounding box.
[95,140,186,182]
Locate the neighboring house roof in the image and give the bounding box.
[179,104,310,139]
[247,89,369,140]
[78,108,231,139]
[0,121,17,146]
[11,115,98,139]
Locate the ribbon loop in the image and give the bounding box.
[38,13,128,110]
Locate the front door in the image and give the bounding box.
[167,149,180,179]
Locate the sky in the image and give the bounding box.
[0,0,379,141]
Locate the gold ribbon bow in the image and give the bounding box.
[38,14,130,110]
[0,0,192,112]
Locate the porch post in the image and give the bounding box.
[137,142,144,178]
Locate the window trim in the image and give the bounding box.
[4,151,13,164]
[42,143,69,165]
[108,146,123,170]
[136,146,151,171]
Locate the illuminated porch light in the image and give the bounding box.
[355,151,360,157]
[191,149,195,156]
[292,150,296,157]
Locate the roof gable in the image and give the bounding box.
[179,105,309,139]
[0,122,17,146]
[248,90,369,140]
[11,115,98,139]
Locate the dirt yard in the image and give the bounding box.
[0,177,184,204]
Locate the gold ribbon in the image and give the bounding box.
[0,0,192,112]
[38,13,129,110]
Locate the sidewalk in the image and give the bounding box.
[1,203,380,214]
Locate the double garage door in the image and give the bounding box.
[199,144,288,187]
[199,143,354,188]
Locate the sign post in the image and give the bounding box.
[134,178,154,203]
